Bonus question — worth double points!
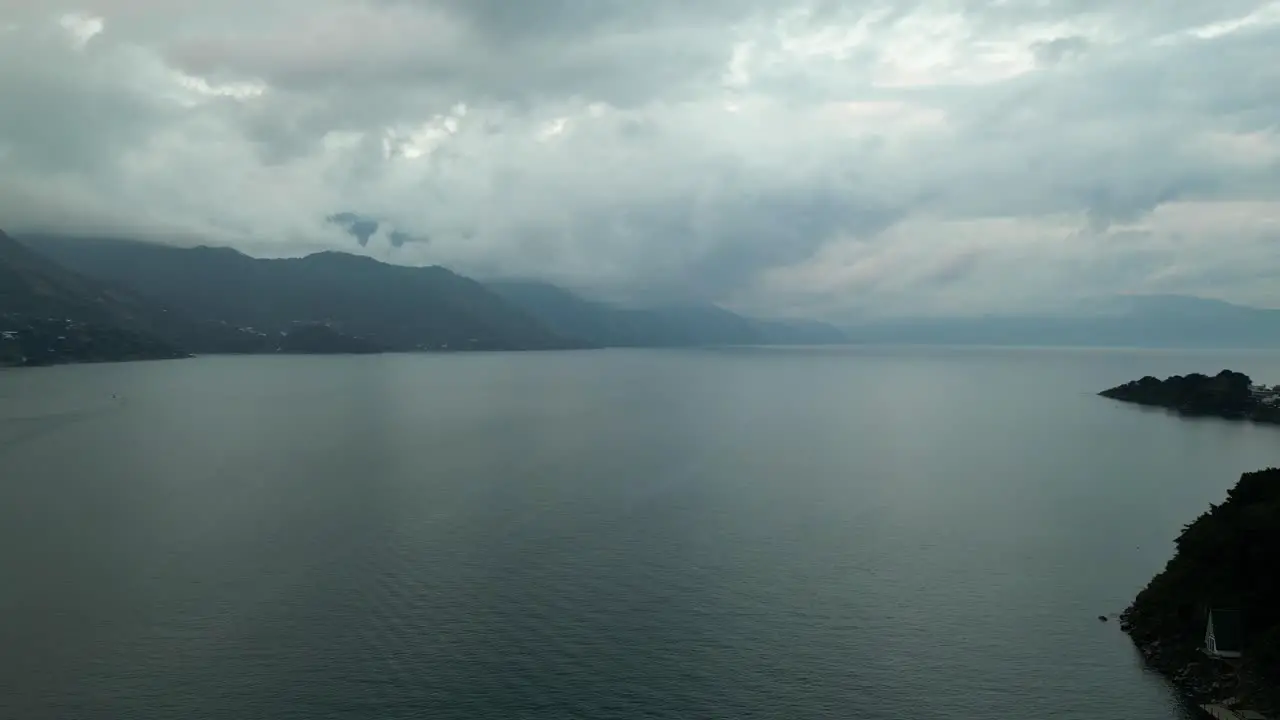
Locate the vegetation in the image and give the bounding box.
[1121,468,1280,711]
[26,235,581,354]
[1100,370,1280,423]
[32,236,847,354]
[0,316,188,366]
[1,229,189,366]
[277,324,384,354]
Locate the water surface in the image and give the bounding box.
[4,346,1280,719]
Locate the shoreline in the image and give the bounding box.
[0,344,611,369]
[1104,396,1280,426]
[1113,465,1280,719]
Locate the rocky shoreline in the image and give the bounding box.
[1115,466,1280,717]
[1119,609,1233,702]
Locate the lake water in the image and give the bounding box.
[4,347,1280,720]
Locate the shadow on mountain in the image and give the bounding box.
[487,280,848,348]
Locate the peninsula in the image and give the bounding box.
[1120,467,1280,715]
[1099,370,1280,424]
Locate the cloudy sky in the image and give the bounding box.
[1,0,1278,318]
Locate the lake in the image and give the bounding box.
[3,346,1280,719]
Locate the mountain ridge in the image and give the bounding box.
[26,235,581,353]
[17,232,1280,357]
[487,279,849,347]
[842,295,1280,349]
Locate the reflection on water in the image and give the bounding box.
[6,347,1277,719]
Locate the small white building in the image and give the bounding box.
[1205,608,1243,659]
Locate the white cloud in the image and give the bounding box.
[58,13,104,50]
[1187,1,1280,39]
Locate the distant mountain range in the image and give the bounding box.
[486,280,848,347]
[5,233,847,366]
[6,229,1280,366]
[843,296,1280,349]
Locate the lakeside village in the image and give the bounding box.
[0,315,390,367]
[1,316,185,367]
[1249,384,1280,406]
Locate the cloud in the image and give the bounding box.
[1030,36,1090,66]
[58,13,105,49]
[0,0,1279,317]
[327,211,427,248]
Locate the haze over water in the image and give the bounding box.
[4,347,1280,720]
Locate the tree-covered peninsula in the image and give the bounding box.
[1100,370,1280,424]
[1121,467,1280,713]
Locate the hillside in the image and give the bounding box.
[277,324,384,355]
[487,280,847,347]
[27,237,579,352]
[2,228,164,329]
[0,229,188,366]
[1121,468,1280,712]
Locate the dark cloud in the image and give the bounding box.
[326,212,428,248]
[327,212,379,246]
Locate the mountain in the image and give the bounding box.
[484,281,629,345]
[487,280,848,347]
[26,236,577,352]
[0,229,189,365]
[2,228,153,326]
[844,295,1280,349]
[751,317,850,345]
